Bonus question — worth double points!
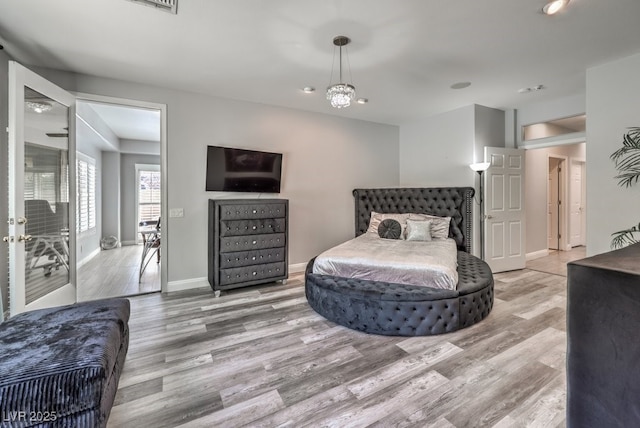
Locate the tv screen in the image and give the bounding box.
[206,146,283,193]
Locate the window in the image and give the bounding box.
[24,144,69,211]
[136,164,161,240]
[76,153,96,234]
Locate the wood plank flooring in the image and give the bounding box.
[108,251,580,427]
[77,245,160,302]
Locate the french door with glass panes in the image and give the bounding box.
[6,61,76,316]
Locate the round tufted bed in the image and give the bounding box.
[305,187,494,336]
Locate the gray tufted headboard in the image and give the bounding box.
[352,187,475,253]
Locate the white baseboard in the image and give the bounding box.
[526,249,549,261]
[166,277,209,293]
[77,247,101,269]
[289,262,307,274]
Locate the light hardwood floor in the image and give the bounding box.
[108,250,582,428]
[78,245,160,302]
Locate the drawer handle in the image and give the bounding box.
[252,256,256,260]
[252,240,257,245]
[252,226,257,230]
[252,271,257,276]
[253,209,257,214]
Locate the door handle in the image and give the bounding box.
[17,217,28,225]
[2,236,13,243]
[18,234,32,242]
[485,215,493,219]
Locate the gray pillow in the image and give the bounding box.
[378,219,402,239]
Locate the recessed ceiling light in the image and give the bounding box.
[543,0,569,15]
[518,84,545,94]
[450,81,471,90]
[356,98,368,104]
[302,86,315,94]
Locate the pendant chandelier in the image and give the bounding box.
[326,36,355,109]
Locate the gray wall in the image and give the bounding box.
[102,151,121,241]
[400,105,476,187]
[399,104,505,256]
[474,104,506,160]
[586,52,640,256]
[525,143,586,254]
[120,153,160,244]
[516,94,586,145]
[26,66,400,285]
[0,49,12,315]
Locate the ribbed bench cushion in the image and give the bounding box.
[0,298,130,428]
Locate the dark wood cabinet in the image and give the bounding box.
[208,199,288,295]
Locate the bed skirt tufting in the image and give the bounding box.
[305,251,494,336]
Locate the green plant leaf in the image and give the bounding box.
[611,223,640,249]
[611,127,640,187]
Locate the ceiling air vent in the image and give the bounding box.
[127,0,178,14]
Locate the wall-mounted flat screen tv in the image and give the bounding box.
[206,145,283,193]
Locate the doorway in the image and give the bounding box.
[547,157,565,251]
[523,142,586,260]
[6,62,167,317]
[74,97,166,302]
[569,160,586,247]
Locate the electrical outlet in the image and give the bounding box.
[169,208,184,218]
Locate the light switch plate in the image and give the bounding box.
[169,208,184,218]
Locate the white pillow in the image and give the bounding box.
[408,214,451,239]
[366,212,412,237]
[405,219,433,241]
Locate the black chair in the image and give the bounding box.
[24,200,69,277]
[138,217,160,281]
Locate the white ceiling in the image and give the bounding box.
[86,102,161,142]
[1,0,640,126]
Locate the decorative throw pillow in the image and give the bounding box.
[367,212,412,236]
[378,219,403,239]
[405,219,433,241]
[406,214,451,239]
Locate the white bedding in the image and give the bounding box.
[312,234,459,290]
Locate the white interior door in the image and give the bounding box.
[570,160,585,247]
[548,158,560,250]
[484,147,526,273]
[7,61,77,316]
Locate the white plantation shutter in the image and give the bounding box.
[76,153,96,234]
[137,167,161,225]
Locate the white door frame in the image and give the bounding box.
[569,158,586,247]
[8,62,77,315]
[547,154,569,251]
[74,92,168,293]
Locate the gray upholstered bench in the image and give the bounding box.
[0,298,130,428]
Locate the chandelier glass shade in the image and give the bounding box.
[326,36,356,109]
[326,83,355,109]
[26,101,53,113]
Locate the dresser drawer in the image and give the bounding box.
[219,248,286,269]
[219,262,286,286]
[220,233,285,253]
[220,218,285,237]
[219,203,286,220]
